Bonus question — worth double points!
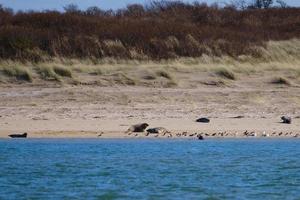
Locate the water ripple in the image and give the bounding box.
[0,139,300,199]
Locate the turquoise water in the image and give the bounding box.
[0,139,300,200]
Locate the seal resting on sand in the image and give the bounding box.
[196,118,210,123]
[126,123,149,134]
[9,133,27,138]
[146,127,169,135]
[281,116,291,124]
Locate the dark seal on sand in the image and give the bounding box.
[281,116,292,124]
[127,123,149,133]
[9,133,27,138]
[196,118,210,123]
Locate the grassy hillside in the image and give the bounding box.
[0,1,299,62]
[0,39,299,86]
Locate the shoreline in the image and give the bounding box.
[1,137,300,140]
[1,118,299,139]
[0,133,299,139]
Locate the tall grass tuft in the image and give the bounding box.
[37,66,61,81]
[1,66,33,82]
[53,66,73,78]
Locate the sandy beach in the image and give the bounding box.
[0,118,299,138]
[1,74,299,138]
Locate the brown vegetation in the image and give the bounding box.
[0,1,299,61]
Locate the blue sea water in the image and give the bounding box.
[0,139,300,200]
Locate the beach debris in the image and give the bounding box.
[182,132,187,136]
[281,116,292,124]
[196,117,210,123]
[9,133,27,138]
[126,123,149,134]
[146,127,169,135]
[279,132,283,136]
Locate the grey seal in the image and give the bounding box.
[126,123,149,133]
[196,118,210,123]
[9,133,27,138]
